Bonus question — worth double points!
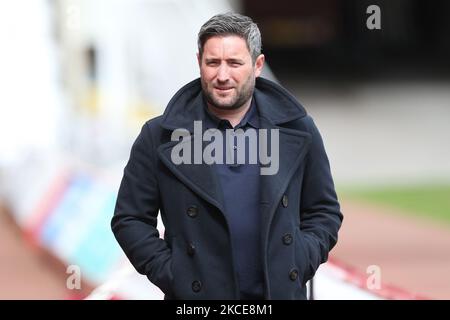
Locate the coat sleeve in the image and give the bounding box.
[299,115,343,281]
[111,122,173,295]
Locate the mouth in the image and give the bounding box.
[214,87,234,93]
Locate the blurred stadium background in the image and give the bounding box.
[1,0,449,299]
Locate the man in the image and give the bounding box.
[111,12,343,300]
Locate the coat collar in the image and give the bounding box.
[160,77,307,131]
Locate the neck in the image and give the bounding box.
[207,98,252,128]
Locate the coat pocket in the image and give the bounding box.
[294,229,313,286]
[167,236,195,299]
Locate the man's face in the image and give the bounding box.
[198,35,264,110]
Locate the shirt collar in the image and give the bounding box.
[203,95,260,130]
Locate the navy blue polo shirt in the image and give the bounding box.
[203,96,263,300]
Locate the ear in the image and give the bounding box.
[254,54,265,77]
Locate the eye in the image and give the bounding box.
[230,61,243,67]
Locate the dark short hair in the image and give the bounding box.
[198,12,262,62]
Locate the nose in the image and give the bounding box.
[216,63,230,82]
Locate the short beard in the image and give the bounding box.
[202,75,255,110]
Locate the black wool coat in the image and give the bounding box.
[111,77,343,300]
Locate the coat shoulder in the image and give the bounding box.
[140,115,169,145]
[142,115,163,140]
[284,114,318,135]
[143,115,164,133]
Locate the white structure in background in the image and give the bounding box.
[85,261,164,300]
[0,0,69,228]
[0,0,64,168]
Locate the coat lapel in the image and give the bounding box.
[157,117,312,225]
[157,137,226,214]
[258,117,312,243]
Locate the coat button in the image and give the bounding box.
[192,280,202,292]
[289,269,298,281]
[281,195,288,208]
[282,233,293,245]
[187,242,196,256]
[187,205,198,218]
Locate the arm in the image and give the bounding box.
[111,122,173,295]
[300,115,343,280]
